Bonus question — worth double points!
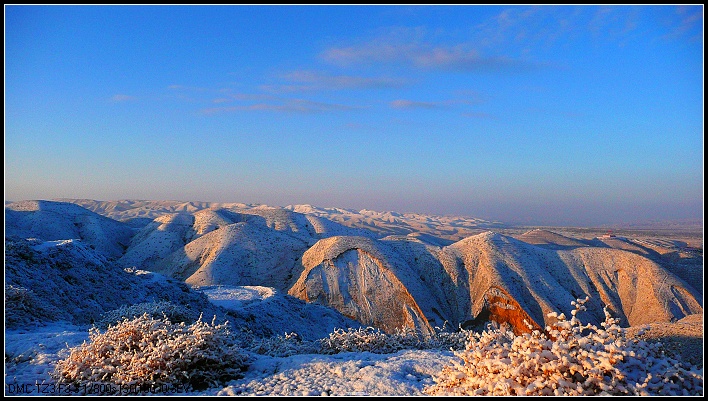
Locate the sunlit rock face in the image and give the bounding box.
[289,236,437,336]
[290,232,703,336]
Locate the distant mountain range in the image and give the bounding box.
[5,199,703,336]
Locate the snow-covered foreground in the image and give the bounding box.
[4,283,455,396]
[211,350,456,396]
[5,322,457,396]
[6,286,704,397]
[5,323,89,395]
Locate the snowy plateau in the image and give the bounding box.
[4,199,704,396]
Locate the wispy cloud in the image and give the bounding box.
[390,99,441,110]
[471,6,583,51]
[110,94,136,102]
[211,93,277,103]
[201,99,362,115]
[261,70,408,93]
[321,31,540,72]
[664,5,703,41]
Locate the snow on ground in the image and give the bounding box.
[194,285,362,341]
[4,289,452,397]
[4,323,456,397]
[197,285,276,310]
[210,350,457,396]
[4,288,703,397]
[5,322,90,396]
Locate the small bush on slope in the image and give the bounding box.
[424,297,703,396]
[52,314,250,393]
[95,301,193,329]
[251,325,472,357]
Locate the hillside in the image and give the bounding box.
[53,198,257,224]
[117,207,367,274]
[290,231,703,335]
[514,228,590,249]
[151,222,310,290]
[5,200,134,260]
[286,204,507,241]
[289,236,440,336]
[4,237,222,328]
[4,199,703,396]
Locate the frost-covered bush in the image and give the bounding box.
[52,313,250,393]
[250,332,321,357]
[318,326,473,355]
[319,327,419,354]
[250,324,475,357]
[421,323,475,351]
[425,297,703,396]
[95,301,193,329]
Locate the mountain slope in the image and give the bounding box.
[515,228,590,249]
[285,204,507,241]
[289,232,703,335]
[289,236,440,336]
[4,237,222,328]
[151,222,310,291]
[5,200,133,260]
[118,208,368,271]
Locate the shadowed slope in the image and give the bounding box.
[5,200,133,260]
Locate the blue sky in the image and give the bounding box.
[4,5,703,226]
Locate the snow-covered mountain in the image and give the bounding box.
[5,200,134,259]
[6,199,702,337]
[55,199,506,241]
[515,228,590,249]
[289,231,703,335]
[4,237,221,328]
[53,198,257,224]
[151,222,310,290]
[117,207,371,275]
[285,204,507,241]
[289,236,440,336]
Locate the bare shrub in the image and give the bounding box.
[425,297,703,396]
[52,313,250,393]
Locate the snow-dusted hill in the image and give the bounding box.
[4,199,703,396]
[53,198,258,225]
[195,285,362,341]
[290,231,703,335]
[286,204,507,241]
[55,199,506,241]
[514,228,590,249]
[117,207,370,277]
[5,200,134,259]
[289,236,440,336]
[442,232,702,330]
[151,222,310,290]
[4,237,222,328]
